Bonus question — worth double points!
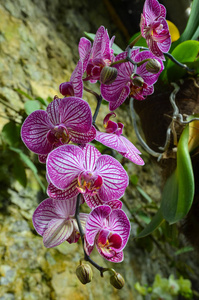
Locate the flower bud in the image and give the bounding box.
[76,263,93,285]
[131,75,144,87]
[59,82,74,96]
[110,272,125,289]
[145,58,161,74]
[100,66,118,85]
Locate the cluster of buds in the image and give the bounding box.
[21,0,171,289]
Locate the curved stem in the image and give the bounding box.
[92,95,102,125]
[75,194,106,277]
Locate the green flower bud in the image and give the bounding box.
[145,58,161,74]
[100,66,118,85]
[110,272,125,289]
[76,263,93,285]
[131,75,144,87]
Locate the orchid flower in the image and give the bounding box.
[32,197,88,248]
[95,113,144,165]
[140,0,171,59]
[78,25,115,83]
[46,144,129,206]
[59,60,83,98]
[101,49,164,111]
[85,205,131,262]
[21,96,96,160]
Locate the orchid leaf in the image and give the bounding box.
[9,146,45,192]
[160,125,194,224]
[24,100,41,115]
[166,40,199,81]
[84,32,123,55]
[136,209,164,238]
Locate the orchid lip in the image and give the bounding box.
[77,171,103,195]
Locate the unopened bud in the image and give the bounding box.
[100,66,118,85]
[145,58,161,74]
[59,82,74,96]
[131,75,144,87]
[110,272,125,289]
[76,263,93,285]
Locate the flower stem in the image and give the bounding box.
[92,95,102,125]
[75,194,106,277]
[128,34,142,48]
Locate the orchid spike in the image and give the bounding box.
[46,144,129,205]
[140,0,171,59]
[101,49,164,111]
[85,205,131,262]
[21,97,96,158]
[79,26,115,83]
[59,60,83,98]
[95,113,144,165]
[32,197,88,248]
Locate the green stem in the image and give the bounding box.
[129,34,142,48]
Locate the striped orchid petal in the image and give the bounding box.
[95,131,127,152]
[82,144,101,171]
[59,97,92,133]
[70,60,83,98]
[109,209,131,249]
[21,110,54,155]
[78,37,92,72]
[69,125,96,144]
[120,136,145,165]
[96,155,129,201]
[46,97,61,125]
[86,205,111,245]
[47,180,79,200]
[47,144,85,190]
[43,218,74,248]
[83,193,122,209]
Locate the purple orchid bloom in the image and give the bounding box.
[46,144,129,205]
[78,25,115,83]
[95,113,144,165]
[21,96,96,159]
[101,49,164,111]
[85,205,131,262]
[32,197,88,248]
[59,60,83,98]
[140,0,171,59]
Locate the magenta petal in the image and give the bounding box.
[109,209,131,249]
[96,155,129,201]
[47,180,79,200]
[143,0,161,25]
[83,144,101,171]
[92,26,105,59]
[59,97,92,133]
[21,110,54,155]
[86,205,111,245]
[70,125,96,144]
[33,198,59,236]
[84,193,122,209]
[96,243,124,262]
[46,98,61,125]
[84,237,94,256]
[70,60,83,98]
[95,131,127,152]
[120,136,145,165]
[43,218,73,248]
[78,37,92,72]
[47,144,85,190]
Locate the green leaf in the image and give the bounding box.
[174,246,194,256]
[9,147,45,192]
[136,209,164,238]
[128,32,147,47]
[35,96,48,106]
[2,121,21,146]
[14,88,33,100]
[12,157,27,187]
[160,125,194,224]
[24,100,41,115]
[166,40,199,81]
[84,32,123,55]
